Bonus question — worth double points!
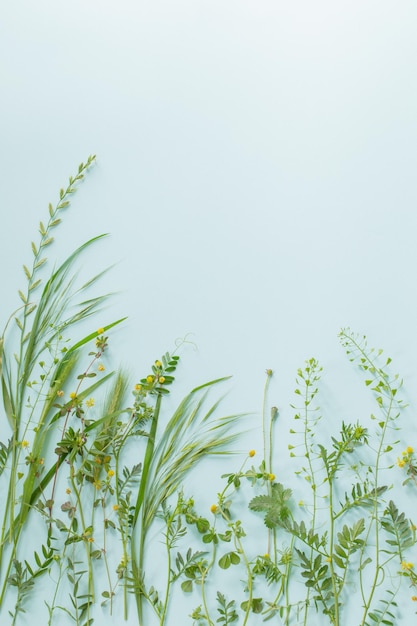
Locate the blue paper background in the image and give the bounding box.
[1,1,417,623]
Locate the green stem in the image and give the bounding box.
[70,471,95,605]
[262,370,274,556]
[159,528,172,626]
[327,478,339,626]
[301,367,319,626]
[131,392,163,626]
[114,451,129,620]
[235,533,253,626]
[200,548,216,626]
[359,396,393,626]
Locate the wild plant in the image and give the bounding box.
[2,159,417,626]
[172,331,417,626]
[0,159,242,625]
[249,329,416,625]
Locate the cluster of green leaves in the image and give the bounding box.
[0,161,241,626]
[161,332,417,626]
[2,160,417,626]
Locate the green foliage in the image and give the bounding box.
[381,500,415,555]
[216,592,238,624]
[1,164,417,626]
[248,482,292,528]
[363,591,398,626]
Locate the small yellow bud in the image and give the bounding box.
[406,446,414,454]
[107,469,115,478]
[268,473,275,481]
[57,390,64,397]
[113,504,119,511]
[412,596,417,601]
[69,392,77,400]
[66,488,71,494]
[158,376,165,384]
[155,360,162,367]
[134,384,142,392]
[248,450,256,457]
[210,504,217,514]
[401,561,414,570]
[97,328,105,335]
[21,440,29,448]
[146,375,154,384]
[98,363,105,372]
[86,397,95,408]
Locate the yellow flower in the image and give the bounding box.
[97,328,104,335]
[69,392,77,400]
[249,450,256,457]
[397,458,406,468]
[107,469,115,478]
[66,488,72,494]
[158,376,165,384]
[406,446,414,454]
[146,375,154,384]
[155,360,162,367]
[98,363,105,372]
[86,397,95,408]
[210,504,217,514]
[268,473,276,481]
[134,384,142,392]
[113,504,119,511]
[87,537,94,543]
[263,553,269,559]
[57,390,64,397]
[21,440,29,448]
[38,458,44,465]
[103,455,111,463]
[401,561,414,570]
[412,596,417,601]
